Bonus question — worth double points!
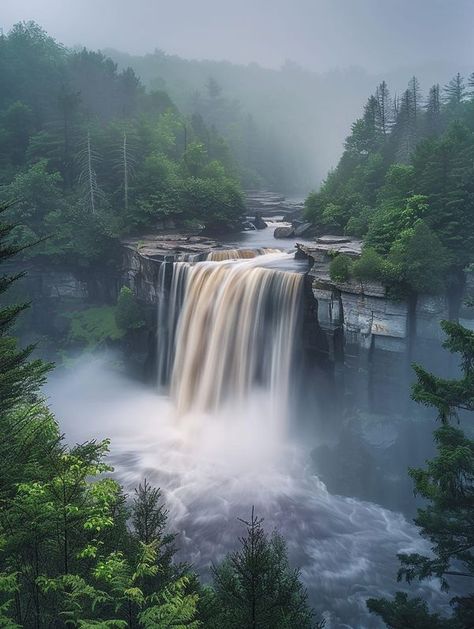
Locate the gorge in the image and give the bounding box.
[45,224,464,627]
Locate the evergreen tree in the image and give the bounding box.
[207,508,322,629]
[468,72,474,99]
[443,73,466,108]
[368,319,474,628]
[425,84,441,136]
[375,80,392,138]
[0,202,50,421]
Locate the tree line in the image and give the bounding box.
[305,73,474,297]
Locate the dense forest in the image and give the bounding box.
[305,75,474,297]
[0,22,245,275]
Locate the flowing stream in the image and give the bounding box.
[47,248,452,628]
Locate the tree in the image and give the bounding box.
[208,508,321,629]
[329,254,353,283]
[0,202,50,421]
[368,319,474,627]
[115,287,145,332]
[352,247,385,282]
[425,84,441,136]
[375,81,392,138]
[443,73,466,108]
[78,130,102,215]
[386,220,449,294]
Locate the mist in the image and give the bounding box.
[2,0,472,72]
[3,0,473,189]
[45,355,453,627]
[2,2,474,627]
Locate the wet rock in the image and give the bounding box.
[253,214,267,230]
[274,226,295,239]
[242,220,257,231]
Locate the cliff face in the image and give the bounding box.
[44,234,470,417]
[298,238,473,414]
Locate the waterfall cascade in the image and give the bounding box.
[156,251,303,417]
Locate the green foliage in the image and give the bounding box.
[64,306,125,348]
[385,220,450,294]
[365,194,428,255]
[306,75,474,290]
[0,22,245,272]
[329,254,353,283]
[115,287,145,332]
[367,592,449,629]
[352,247,385,282]
[208,509,321,629]
[0,203,51,419]
[368,319,474,627]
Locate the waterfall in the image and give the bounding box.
[161,252,303,417]
[206,247,281,261]
[156,261,189,388]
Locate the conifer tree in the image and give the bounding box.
[207,508,323,629]
[443,73,466,107]
[368,319,474,628]
[375,80,392,138]
[0,201,50,421]
[425,84,441,136]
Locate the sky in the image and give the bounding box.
[1,0,473,74]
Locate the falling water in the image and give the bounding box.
[156,261,189,388]
[156,250,303,415]
[206,247,281,261]
[170,253,303,416]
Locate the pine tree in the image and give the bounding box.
[0,202,50,421]
[443,73,466,107]
[368,319,474,628]
[393,88,416,162]
[375,80,392,138]
[425,84,441,136]
[468,72,474,100]
[208,508,323,629]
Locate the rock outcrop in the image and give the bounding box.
[297,237,465,414]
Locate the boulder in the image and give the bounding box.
[242,220,257,231]
[274,226,295,239]
[253,214,267,230]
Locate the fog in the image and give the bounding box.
[1,0,472,73]
[2,0,472,188]
[46,356,453,627]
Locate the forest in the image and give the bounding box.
[304,75,474,298]
[0,22,244,274]
[1,16,474,629]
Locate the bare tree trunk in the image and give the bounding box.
[87,131,96,215]
[123,132,129,212]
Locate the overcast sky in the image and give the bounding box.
[1,0,473,73]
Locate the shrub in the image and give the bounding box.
[115,287,145,331]
[352,247,385,282]
[65,306,124,348]
[329,254,353,283]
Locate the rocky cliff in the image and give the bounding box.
[297,237,473,414]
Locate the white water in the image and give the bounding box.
[171,253,302,416]
[46,250,453,628]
